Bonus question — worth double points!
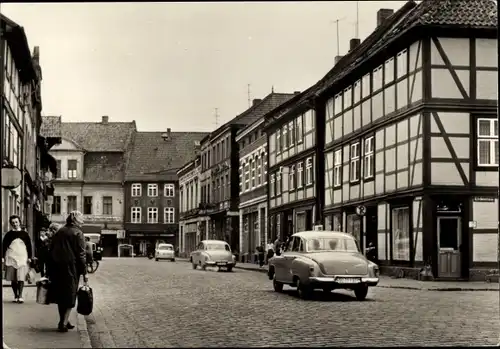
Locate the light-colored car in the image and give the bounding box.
[268,231,380,300]
[155,243,175,262]
[190,240,235,272]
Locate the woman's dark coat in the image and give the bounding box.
[48,223,87,308]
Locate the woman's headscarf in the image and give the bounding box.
[66,211,85,227]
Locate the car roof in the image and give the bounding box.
[201,240,228,244]
[293,231,354,239]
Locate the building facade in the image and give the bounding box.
[177,155,204,257]
[50,116,136,256]
[123,130,206,255]
[236,117,268,262]
[197,93,295,255]
[1,15,60,253]
[264,88,324,242]
[317,1,498,280]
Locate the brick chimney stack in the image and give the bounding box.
[349,38,361,52]
[252,99,262,106]
[102,115,109,124]
[377,9,394,27]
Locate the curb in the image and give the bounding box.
[77,313,92,349]
[231,264,499,292]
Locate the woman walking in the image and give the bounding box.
[49,211,88,332]
[2,215,33,304]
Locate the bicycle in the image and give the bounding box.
[86,260,99,274]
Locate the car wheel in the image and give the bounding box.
[354,285,369,301]
[201,262,206,271]
[273,275,284,293]
[192,263,197,269]
[155,258,159,261]
[227,266,233,272]
[296,278,312,299]
[171,258,175,262]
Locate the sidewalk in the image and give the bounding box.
[2,287,91,349]
[177,258,499,291]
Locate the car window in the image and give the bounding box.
[158,245,173,250]
[292,237,301,252]
[206,243,230,251]
[197,243,203,250]
[306,237,360,252]
[298,238,305,252]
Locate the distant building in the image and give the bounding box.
[50,116,136,257]
[123,129,207,255]
[177,154,202,257]
[1,15,61,252]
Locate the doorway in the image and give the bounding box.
[437,216,461,278]
[365,207,378,262]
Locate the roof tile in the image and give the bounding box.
[84,152,125,182]
[40,115,62,138]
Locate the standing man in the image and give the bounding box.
[85,237,93,266]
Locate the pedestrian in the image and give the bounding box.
[274,237,281,256]
[2,215,33,304]
[255,245,265,267]
[85,237,94,266]
[49,211,88,332]
[265,240,274,264]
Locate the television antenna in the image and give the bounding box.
[247,84,251,108]
[214,108,220,128]
[330,16,346,56]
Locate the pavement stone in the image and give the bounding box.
[2,287,90,349]
[84,258,499,347]
[176,258,500,292]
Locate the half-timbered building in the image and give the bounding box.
[319,1,498,280]
[236,117,268,262]
[264,88,324,241]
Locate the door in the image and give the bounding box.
[437,217,461,278]
[281,237,301,283]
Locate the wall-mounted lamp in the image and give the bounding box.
[1,161,22,190]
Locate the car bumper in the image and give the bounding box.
[307,276,379,288]
[205,261,234,267]
[156,254,174,259]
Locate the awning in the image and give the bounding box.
[81,225,102,234]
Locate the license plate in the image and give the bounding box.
[336,278,361,284]
[217,262,227,265]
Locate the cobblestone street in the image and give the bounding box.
[85,258,499,347]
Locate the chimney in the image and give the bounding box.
[334,55,344,65]
[294,91,301,95]
[101,115,109,124]
[377,9,394,27]
[167,128,171,137]
[162,129,172,141]
[349,38,361,52]
[252,99,262,106]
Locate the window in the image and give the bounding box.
[334,94,342,115]
[131,207,141,223]
[363,136,375,179]
[67,160,77,179]
[353,80,361,104]
[289,165,295,191]
[282,126,288,149]
[477,118,498,166]
[164,207,175,223]
[244,162,250,190]
[83,196,93,215]
[392,207,410,261]
[56,160,62,179]
[333,149,342,187]
[276,169,282,195]
[131,183,142,197]
[373,65,383,91]
[297,162,303,188]
[221,140,225,159]
[343,87,352,109]
[67,195,77,213]
[350,142,361,182]
[276,131,282,153]
[251,159,256,188]
[52,196,61,214]
[239,166,243,193]
[148,184,158,197]
[289,121,295,146]
[147,207,158,223]
[164,184,175,197]
[256,156,262,186]
[296,115,304,143]
[103,196,113,215]
[305,157,313,185]
[270,174,276,197]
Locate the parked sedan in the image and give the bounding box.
[155,243,175,262]
[268,231,380,300]
[190,240,234,272]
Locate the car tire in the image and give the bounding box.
[354,285,369,301]
[227,266,233,272]
[296,278,312,300]
[201,262,206,271]
[155,258,159,261]
[273,275,284,293]
[192,263,197,269]
[171,259,175,262]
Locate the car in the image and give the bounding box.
[190,240,234,272]
[267,230,380,300]
[155,243,175,262]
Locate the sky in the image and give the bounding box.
[2,1,408,132]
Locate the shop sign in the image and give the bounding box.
[473,197,495,203]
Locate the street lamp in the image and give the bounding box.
[1,161,22,190]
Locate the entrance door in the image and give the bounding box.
[437,217,461,278]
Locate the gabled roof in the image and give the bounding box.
[316,0,497,95]
[125,131,208,181]
[40,115,62,138]
[203,92,296,143]
[61,121,136,152]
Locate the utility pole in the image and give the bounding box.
[214,108,219,128]
[330,17,346,57]
[247,84,251,108]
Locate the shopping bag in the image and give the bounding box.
[36,277,51,305]
[26,268,36,284]
[77,283,93,316]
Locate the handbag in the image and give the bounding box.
[26,268,36,284]
[36,277,51,305]
[77,282,94,316]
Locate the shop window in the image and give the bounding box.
[391,207,410,261]
[346,214,361,248]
